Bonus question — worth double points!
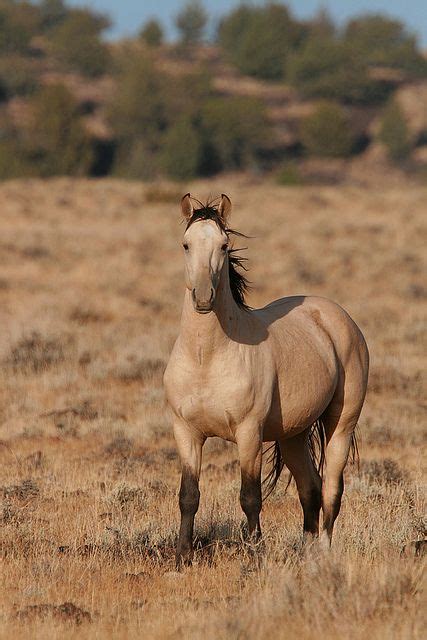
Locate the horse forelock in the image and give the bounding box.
[184,197,225,231]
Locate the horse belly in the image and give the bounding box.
[263,360,337,440]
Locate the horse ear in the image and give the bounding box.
[181,193,193,220]
[218,194,232,224]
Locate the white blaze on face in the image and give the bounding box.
[182,220,228,312]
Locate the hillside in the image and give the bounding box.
[3,41,427,182]
[1,2,427,182]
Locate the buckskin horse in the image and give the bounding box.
[164,194,369,568]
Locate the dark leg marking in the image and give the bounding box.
[240,472,262,541]
[301,482,322,537]
[176,466,200,569]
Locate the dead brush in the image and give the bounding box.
[1,479,39,501]
[109,483,146,510]
[69,306,112,325]
[15,602,91,625]
[360,458,408,485]
[369,366,423,397]
[104,436,133,457]
[5,332,71,373]
[112,357,165,384]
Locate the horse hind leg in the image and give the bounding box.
[320,391,365,547]
[280,431,322,541]
[320,329,368,547]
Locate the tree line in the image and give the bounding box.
[0,0,424,180]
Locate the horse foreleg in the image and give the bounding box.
[173,419,205,568]
[236,422,263,542]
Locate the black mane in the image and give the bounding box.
[185,198,251,310]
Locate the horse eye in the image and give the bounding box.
[221,244,228,252]
[183,243,189,251]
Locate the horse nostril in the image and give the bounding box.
[192,289,196,303]
[209,288,214,302]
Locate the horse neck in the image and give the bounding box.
[179,263,242,362]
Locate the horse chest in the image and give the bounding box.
[165,354,259,439]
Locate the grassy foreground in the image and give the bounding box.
[0,177,425,639]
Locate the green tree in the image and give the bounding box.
[108,54,173,178]
[109,55,170,149]
[175,0,207,45]
[378,100,412,161]
[140,19,163,47]
[307,7,335,39]
[49,8,111,76]
[301,102,354,157]
[287,37,389,104]
[28,84,93,176]
[201,96,270,171]
[161,116,202,180]
[344,14,427,76]
[0,1,40,54]
[39,0,68,32]
[218,3,304,80]
[0,55,39,98]
[218,2,305,80]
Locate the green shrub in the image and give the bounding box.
[27,84,93,176]
[287,37,389,104]
[161,116,202,180]
[301,102,354,157]
[140,19,163,47]
[175,0,207,45]
[201,96,270,171]
[218,3,304,80]
[0,55,39,98]
[378,100,412,161]
[49,9,111,77]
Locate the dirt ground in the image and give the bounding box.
[0,176,425,639]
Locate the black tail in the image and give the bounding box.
[261,420,360,501]
[308,418,327,476]
[262,441,288,500]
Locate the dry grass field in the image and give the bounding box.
[0,176,425,639]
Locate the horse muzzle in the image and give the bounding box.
[192,287,215,313]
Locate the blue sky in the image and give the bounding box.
[68,1,427,46]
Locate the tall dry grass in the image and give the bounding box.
[0,176,425,639]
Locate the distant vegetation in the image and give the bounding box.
[0,0,425,180]
[301,102,354,157]
[378,100,412,161]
